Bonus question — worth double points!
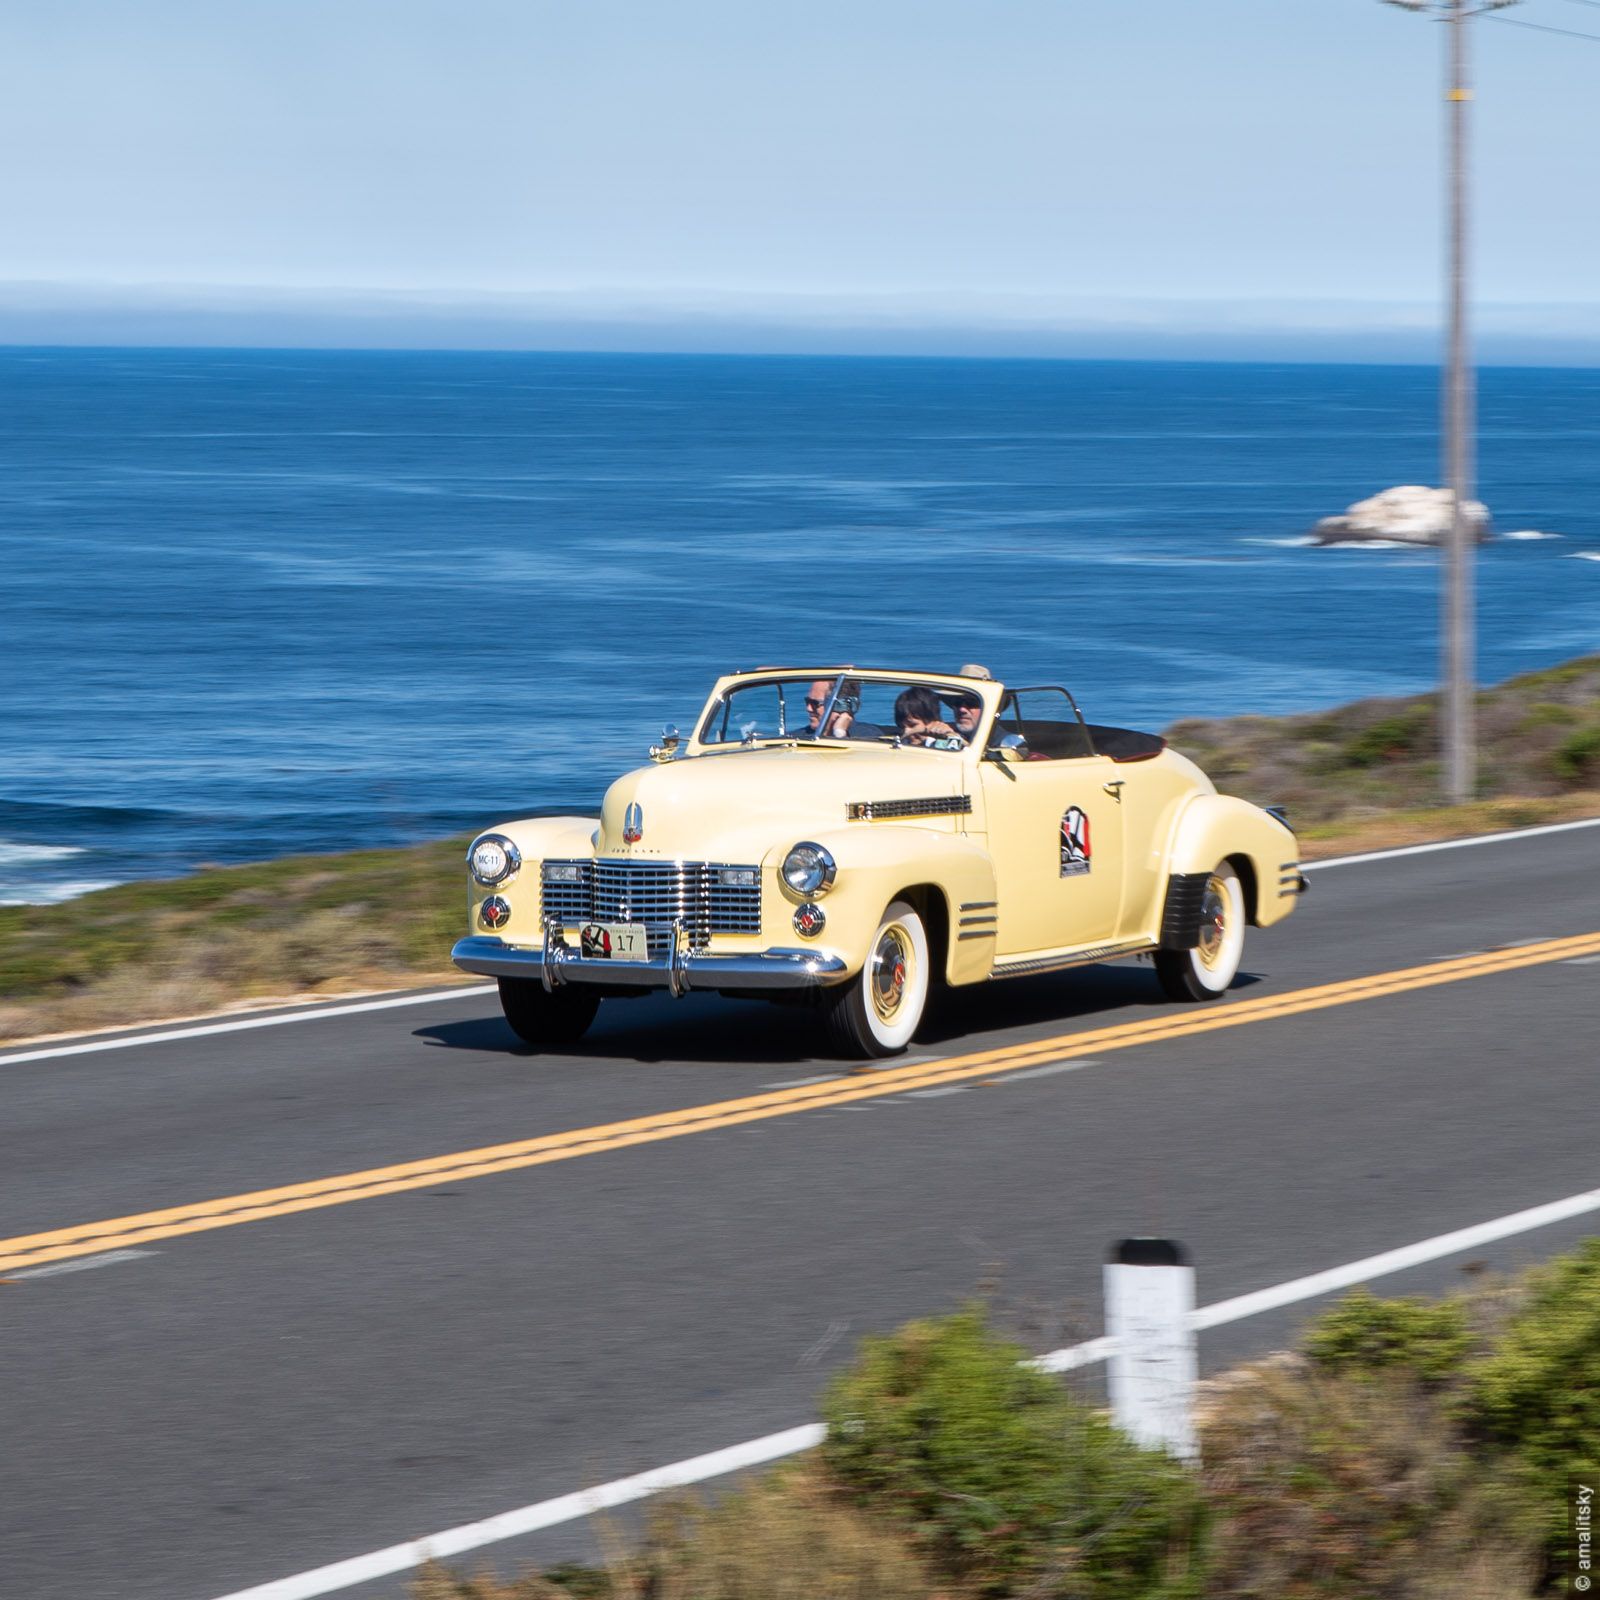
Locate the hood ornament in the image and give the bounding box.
[623,801,644,843]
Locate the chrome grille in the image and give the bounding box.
[540,859,762,948]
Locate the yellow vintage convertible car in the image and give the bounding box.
[451,667,1305,1057]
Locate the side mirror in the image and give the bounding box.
[649,724,682,763]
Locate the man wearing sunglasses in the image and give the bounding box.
[805,677,857,738]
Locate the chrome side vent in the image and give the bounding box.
[847,794,972,822]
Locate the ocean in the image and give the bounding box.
[2,348,1597,905]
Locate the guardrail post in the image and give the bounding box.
[1104,1237,1198,1462]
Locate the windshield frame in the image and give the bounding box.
[691,671,999,754]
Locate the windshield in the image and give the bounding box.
[698,676,986,751]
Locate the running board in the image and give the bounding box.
[987,938,1156,982]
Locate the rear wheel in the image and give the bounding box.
[1154,864,1245,1002]
[498,978,600,1048]
[821,899,931,1058]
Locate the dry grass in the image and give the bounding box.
[412,1467,947,1600]
[1199,1358,1544,1600]
[0,836,471,1042]
[1299,790,1600,859]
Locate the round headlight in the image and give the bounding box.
[781,841,837,897]
[467,833,521,887]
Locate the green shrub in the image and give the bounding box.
[1551,725,1600,783]
[1519,700,1578,730]
[1467,1237,1600,1478]
[820,1306,1206,1597]
[1340,707,1435,769]
[1303,1287,1473,1384]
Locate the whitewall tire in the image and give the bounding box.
[821,898,931,1058]
[1154,864,1246,1002]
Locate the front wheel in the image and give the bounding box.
[498,977,600,1049]
[821,899,931,1058]
[1154,864,1245,1002]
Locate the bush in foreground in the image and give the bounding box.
[418,1244,1600,1600]
[820,1307,1207,1598]
[1200,1358,1542,1599]
[1465,1235,1600,1563]
[1301,1286,1474,1384]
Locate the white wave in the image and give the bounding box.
[1567,550,1600,563]
[1319,539,1423,551]
[0,838,87,865]
[1502,529,1563,541]
[0,877,119,906]
[1240,535,1318,548]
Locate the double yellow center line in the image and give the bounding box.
[4,930,1597,1274]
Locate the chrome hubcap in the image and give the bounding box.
[1196,875,1228,969]
[869,925,912,1022]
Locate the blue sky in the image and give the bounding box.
[3,1,1597,355]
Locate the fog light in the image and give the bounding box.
[793,902,826,938]
[480,895,512,931]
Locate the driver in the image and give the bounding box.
[805,677,857,738]
[946,688,986,744]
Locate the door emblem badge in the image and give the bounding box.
[1060,807,1092,878]
[623,802,645,843]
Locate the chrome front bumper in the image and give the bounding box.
[450,933,851,997]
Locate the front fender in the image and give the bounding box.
[1166,795,1301,929]
[465,816,598,935]
[766,825,998,985]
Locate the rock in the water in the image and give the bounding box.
[1313,485,1491,546]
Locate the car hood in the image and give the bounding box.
[595,744,969,860]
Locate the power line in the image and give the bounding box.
[1483,9,1600,38]
[1553,0,1600,12]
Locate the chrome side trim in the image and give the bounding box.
[987,937,1156,981]
[959,900,997,911]
[452,936,851,992]
[847,794,972,822]
[958,929,996,941]
[959,914,997,926]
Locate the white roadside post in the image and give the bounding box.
[1103,1238,1199,1462]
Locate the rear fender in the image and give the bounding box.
[1165,795,1301,930]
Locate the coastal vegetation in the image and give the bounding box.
[414,1240,1600,1599]
[1,654,1596,1044]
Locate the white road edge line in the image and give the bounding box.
[0,987,496,1067]
[1299,813,1600,871]
[206,1182,1600,1600]
[5,816,1596,1068]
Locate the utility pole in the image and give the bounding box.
[1384,0,1515,804]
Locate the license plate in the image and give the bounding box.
[580,922,649,961]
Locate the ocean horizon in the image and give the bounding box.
[3,348,1597,905]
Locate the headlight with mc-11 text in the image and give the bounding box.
[468,833,521,887]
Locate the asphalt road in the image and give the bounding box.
[3,824,1598,1600]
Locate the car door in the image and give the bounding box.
[975,688,1126,959]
